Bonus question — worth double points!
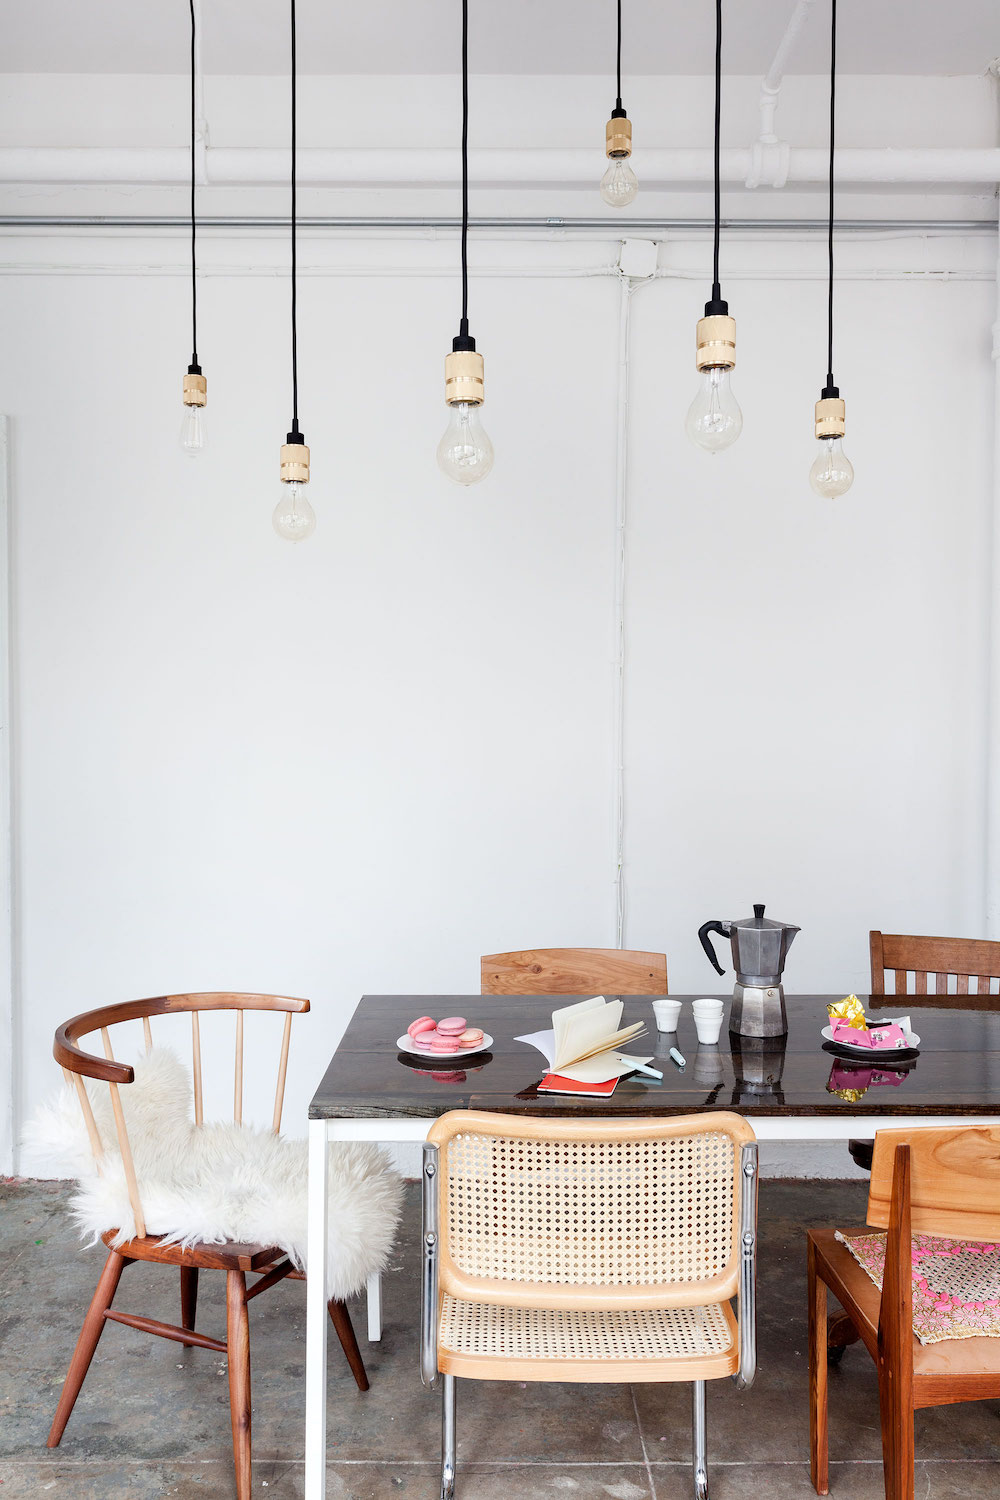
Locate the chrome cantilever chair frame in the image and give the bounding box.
[421,1124,758,1500]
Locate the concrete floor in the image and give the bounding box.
[1,1177,999,1499]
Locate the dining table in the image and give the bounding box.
[303,991,1000,1500]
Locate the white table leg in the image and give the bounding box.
[305,1118,330,1500]
[366,1271,383,1342]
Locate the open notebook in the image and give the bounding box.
[515,995,652,1083]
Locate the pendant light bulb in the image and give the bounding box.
[438,347,493,486]
[274,438,315,541]
[810,394,853,497]
[600,153,638,208]
[180,371,207,456]
[686,364,743,454]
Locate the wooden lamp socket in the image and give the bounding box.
[606,116,632,159]
[182,372,207,407]
[444,349,485,407]
[815,397,846,439]
[695,315,737,372]
[279,443,310,484]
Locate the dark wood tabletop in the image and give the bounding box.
[309,994,1000,1121]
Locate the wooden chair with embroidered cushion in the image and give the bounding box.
[46,993,384,1500]
[421,1109,758,1500]
[481,947,668,995]
[808,1125,1000,1500]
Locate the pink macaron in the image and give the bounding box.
[407,1015,437,1039]
[430,1033,458,1051]
[437,1016,467,1035]
[458,1028,484,1049]
[412,1033,438,1051]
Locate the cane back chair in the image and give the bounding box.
[48,992,368,1500]
[481,947,668,996]
[421,1110,758,1500]
[808,1125,1000,1500]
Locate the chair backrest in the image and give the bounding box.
[53,992,310,1240]
[481,947,667,996]
[870,930,1000,999]
[867,1125,1000,1241]
[426,1109,754,1310]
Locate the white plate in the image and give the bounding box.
[821,1025,919,1055]
[396,1032,493,1061]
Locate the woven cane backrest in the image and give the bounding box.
[427,1110,755,1310]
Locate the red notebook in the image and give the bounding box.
[537,1073,619,1098]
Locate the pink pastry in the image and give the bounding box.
[412,1033,438,1050]
[407,1016,437,1038]
[437,1016,467,1035]
[458,1029,484,1048]
[430,1033,457,1051]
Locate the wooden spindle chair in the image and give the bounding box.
[870,930,1000,1005]
[48,992,368,1500]
[481,947,668,995]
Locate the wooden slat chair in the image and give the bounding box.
[421,1110,758,1500]
[481,947,668,995]
[808,1125,1000,1500]
[870,930,1000,1003]
[48,992,368,1500]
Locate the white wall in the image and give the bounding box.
[0,223,995,1174]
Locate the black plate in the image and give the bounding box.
[821,1040,919,1067]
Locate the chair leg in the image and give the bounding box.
[47,1248,128,1447]
[327,1298,369,1391]
[877,1362,915,1500]
[808,1240,830,1495]
[692,1380,709,1500]
[827,1311,861,1365]
[441,1372,456,1500]
[226,1269,252,1500]
[180,1267,199,1346]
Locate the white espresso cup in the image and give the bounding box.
[652,998,682,1033]
[693,1012,724,1045]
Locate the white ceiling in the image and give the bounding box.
[6,0,1000,77]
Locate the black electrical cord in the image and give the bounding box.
[187,0,199,373]
[288,0,301,440]
[824,0,837,393]
[616,0,623,112]
[711,0,722,306]
[458,0,470,343]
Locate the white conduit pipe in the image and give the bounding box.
[4,146,1000,188]
[750,0,817,187]
[611,273,632,949]
[986,201,1000,939]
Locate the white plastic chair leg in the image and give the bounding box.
[441,1373,456,1500]
[693,1380,709,1500]
[366,1271,382,1341]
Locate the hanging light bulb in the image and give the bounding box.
[179,0,206,455]
[810,402,854,498]
[686,363,743,453]
[687,0,742,453]
[180,371,207,455]
[274,441,316,539]
[809,0,854,499]
[274,0,316,539]
[438,0,493,486]
[600,3,637,206]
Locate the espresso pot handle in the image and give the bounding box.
[698,920,729,976]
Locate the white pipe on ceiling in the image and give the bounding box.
[2,145,1000,189]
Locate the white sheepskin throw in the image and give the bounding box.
[22,1048,403,1302]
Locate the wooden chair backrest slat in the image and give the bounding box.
[234,1009,244,1125]
[871,931,1000,1000]
[142,1015,153,1052]
[191,1012,204,1127]
[273,1011,293,1134]
[481,947,668,996]
[868,1125,1000,1240]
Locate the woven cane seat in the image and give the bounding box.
[437,1292,739,1382]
